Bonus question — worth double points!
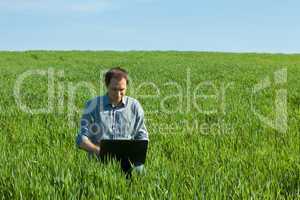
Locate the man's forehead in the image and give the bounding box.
[109,78,127,87]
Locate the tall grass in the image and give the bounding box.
[0,51,299,199]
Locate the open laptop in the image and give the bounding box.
[99,139,148,164]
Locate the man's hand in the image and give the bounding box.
[95,145,101,156]
[79,136,101,156]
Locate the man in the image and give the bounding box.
[76,67,148,176]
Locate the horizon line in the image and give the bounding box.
[0,49,299,55]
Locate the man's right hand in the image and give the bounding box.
[79,136,101,156]
[95,145,101,156]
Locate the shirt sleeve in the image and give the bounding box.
[133,100,149,140]
[76,100,96,147]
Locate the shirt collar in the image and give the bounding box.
[103,94,126,108]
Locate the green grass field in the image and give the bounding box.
[0,51,299,199]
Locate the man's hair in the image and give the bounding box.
[104,67,129,86]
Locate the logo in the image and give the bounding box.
[251,68,287,133]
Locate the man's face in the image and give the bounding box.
[107,77,127,105]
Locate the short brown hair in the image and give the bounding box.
[104,67,129,86]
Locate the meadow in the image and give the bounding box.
[0,51,299,199]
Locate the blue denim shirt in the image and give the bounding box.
[76,95,148,147]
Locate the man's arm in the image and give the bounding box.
[76,99,101,155]
[78,136,100,155]
[133,100,149,140]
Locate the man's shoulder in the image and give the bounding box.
[84,95,109,110]
[84,95,142,110]
[125,96,139,104]
[125,96,144,113]
[82,96,102,114]
[124,96,141,107]
[85,96,102,105]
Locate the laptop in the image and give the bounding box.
[99,139,148,164]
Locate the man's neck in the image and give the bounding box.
[108,97,123,107]
[111,101,120,107]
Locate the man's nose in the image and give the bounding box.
[117,90,122,96]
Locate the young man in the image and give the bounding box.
[76,67,148,175]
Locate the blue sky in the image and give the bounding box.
[0,0,299,53]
